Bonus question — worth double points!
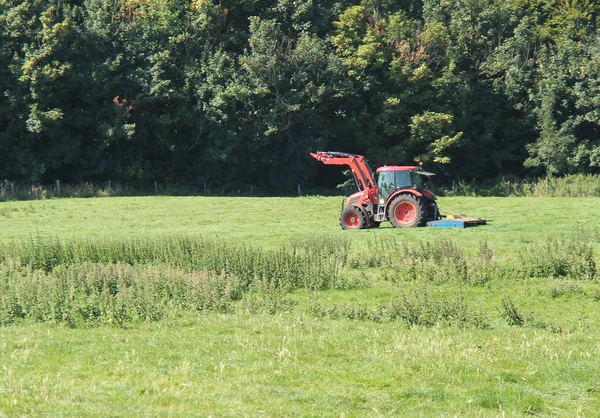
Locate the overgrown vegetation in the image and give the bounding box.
[0,234,354,326]
[0,262,240,326]
[309,288,490,329]
[442,174,600,197]
[1,229,597,328]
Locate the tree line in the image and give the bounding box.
[1,0,599,191]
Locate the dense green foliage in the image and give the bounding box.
[1,0,600,189]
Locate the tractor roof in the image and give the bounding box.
[376,165,417,172]
[376,166,435,176]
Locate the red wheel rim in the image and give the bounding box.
[394,202,416,224]
[344,211,360,228]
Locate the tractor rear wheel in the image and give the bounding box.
[389,195,425,228]
[340,206,366,230]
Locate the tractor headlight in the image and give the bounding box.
[379,198,384,205]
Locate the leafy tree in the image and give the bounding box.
[1,0,600,189]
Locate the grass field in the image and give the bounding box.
[1,196,599,416]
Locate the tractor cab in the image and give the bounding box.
[376,166,435,206]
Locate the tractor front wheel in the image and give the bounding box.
[389,195,425,228]
[340,206,366,230]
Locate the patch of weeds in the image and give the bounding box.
[0,235,348,292]
[388,288,489,329]
[499,296,562,333]
[536,321,563,333]
[309,300,381,322]
[500,296,525,326]
[479,238,495,262]
[0,262,241,327]
[308,288,489,328]
[548,282,586,299]
[242,281,296,314]
[341,269,371,289]
[519,231,597,280]
[360,238,509,287]
[289,235,351,264]
[347,236,394,269]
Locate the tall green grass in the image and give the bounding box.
[309,287,490,328]
[518,232,597,280]
[349,232,597,286]
[0,235,348,290]
[0,235,353,326]
[1,231,596,327]
[0,262,239,326]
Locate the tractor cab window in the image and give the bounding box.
[410,172,423,187]
[394,171,412,188]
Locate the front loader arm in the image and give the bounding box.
[310,151,376,192]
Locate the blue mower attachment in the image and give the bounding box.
[427,206,488,228]
[427,217,487,228]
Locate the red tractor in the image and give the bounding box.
[310,151,441,230]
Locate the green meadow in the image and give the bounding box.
[1,196,599,416]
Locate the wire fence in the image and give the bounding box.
[0,180,351,201]
[2,174,600,201]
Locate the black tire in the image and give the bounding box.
[340,206,366,230]
[389,194,425,228]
